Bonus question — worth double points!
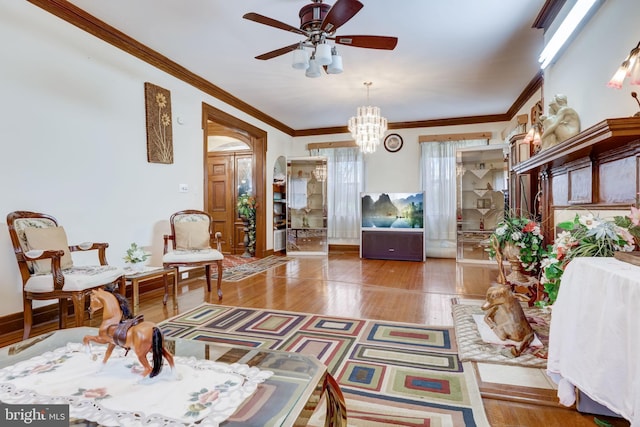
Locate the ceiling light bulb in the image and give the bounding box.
[292,46,309,70]
[305,56,321,78]
[315,43,332,66]
[327,48,343,74]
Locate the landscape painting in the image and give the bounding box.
[361,192,424,229]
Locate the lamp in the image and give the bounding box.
[348,82,388,154]
[326,47,343,74]
[315,42,332,66]
[291,41,345,77]
[292,43,309,70]
[607,42,640,88]
[305,54,321,78]
[523,122,543,155]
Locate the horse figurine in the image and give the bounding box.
[83,287,175,378]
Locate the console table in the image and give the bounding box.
[547,257,640,425]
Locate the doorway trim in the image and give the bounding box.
[202,103,267,258]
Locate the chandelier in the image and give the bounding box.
[348,82,388,153]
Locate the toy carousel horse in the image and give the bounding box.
[83,287,174,378]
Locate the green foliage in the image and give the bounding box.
[123,242,149,264]
[538,213,636,306]
[487,212,544,274]
[236,194,257,255]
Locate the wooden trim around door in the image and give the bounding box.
[202,103,267,258]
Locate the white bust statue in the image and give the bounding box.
[540,94,580,150]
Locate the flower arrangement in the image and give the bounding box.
[236,194,257,219]
[539,213,636,305]
[488,213,544,274]
[614,194,640,246]
[123,242,150,264]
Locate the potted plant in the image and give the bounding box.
[237,194,257,256]
[488,212,544,284]
[540,212,636,306]
[123,242,150,272]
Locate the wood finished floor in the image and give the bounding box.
[2,253,630,427]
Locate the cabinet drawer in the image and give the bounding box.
[361,231,424,261]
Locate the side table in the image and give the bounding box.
[124,266,175,314]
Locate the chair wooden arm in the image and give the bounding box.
[69,242,109,265]
[23,250,65,290]
[163,234,174,254]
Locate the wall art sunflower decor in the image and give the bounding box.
[144,82,174,164]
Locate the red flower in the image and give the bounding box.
[522,221,537,233]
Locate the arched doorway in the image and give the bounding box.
[202,103,266,258]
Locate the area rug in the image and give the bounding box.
[221,254,258,269]
[213,255,292,282]
[452,302,550,369]
[159,304,490,426]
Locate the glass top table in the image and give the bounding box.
[0,327,346,426]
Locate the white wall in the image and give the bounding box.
[541,0,640,127]
[0,2,291,316]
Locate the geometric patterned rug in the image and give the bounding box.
[159,304,490,426]
[212,255,292,282]
[452,303,550,369]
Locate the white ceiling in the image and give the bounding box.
[66,0,545,131]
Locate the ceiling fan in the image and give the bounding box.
[242,0,398,67]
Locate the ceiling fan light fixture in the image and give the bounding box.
[305,55,322,78]
[326,47,343,74]
[315,42,333,66]
[292,45,309,70]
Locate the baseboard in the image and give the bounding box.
[328,244,359,253]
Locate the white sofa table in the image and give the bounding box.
[547,256,640,425]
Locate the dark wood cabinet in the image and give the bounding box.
[512,117,640,243]
[361,230,424,261]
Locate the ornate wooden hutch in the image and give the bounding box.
[512,117,640,244]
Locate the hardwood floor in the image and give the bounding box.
[1,253,629,427]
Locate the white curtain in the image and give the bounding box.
[310,147,363,240]
[420,139,487,244]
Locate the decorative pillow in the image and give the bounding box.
[24,226,74,273]
[175,221,210,250]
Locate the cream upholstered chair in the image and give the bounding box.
[163,210,224,300]
[6,211,126,340]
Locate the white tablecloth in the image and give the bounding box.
[547,257,640,426]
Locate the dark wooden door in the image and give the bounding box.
[207,152,252,255]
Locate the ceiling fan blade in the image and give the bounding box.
[333,35,398,50]
[255,43,301,60]
[321,0,363,33]
[243,12,307,37]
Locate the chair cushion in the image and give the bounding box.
[163,248,223,264]
[24,226,73,273]
[25,265,124,293]
[174,221,210,250]
[13,217,58,273]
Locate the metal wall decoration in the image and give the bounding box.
[144,82,174,164]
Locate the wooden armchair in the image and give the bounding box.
[163,209,224,300]
[6,211,125,340]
